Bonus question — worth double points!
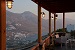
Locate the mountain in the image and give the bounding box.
[51,18,75,31]
[6,10,75,36]
[6,11,48,36]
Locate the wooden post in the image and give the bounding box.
[0,0,6,50]
[63,12,65,32]
[49,12,51,36]
[38,4,43,50]
[49,12,51,45]
[52,13,56,45]
[54,13,56,33]
[38,5,42,44]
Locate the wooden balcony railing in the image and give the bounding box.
[31,36,50,50]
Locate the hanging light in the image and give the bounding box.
[52,16,54,19]
[52,13,58,19]
[6,0,14,9]
[55,14,58,19]
[41,12,45,18]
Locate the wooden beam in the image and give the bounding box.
[38,5,42,43]
[54,13,56,32]
[49,12,51,36]
[52,13,56,45]
[49,12,51,46]
[0,0,6,50]
[63,12,65,32]
[32,0,75,13]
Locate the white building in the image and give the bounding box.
[66,24,74,32]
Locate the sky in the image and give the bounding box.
[6,0,75,20]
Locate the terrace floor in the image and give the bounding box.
[55,46,75,50]
[46,44,75,50]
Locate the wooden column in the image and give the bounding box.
[49,12,51,36]
[38,5,42,43]
[54,13,56,32]
[49,12,51,46]
[63,12,65,32]
[0,0,6,50]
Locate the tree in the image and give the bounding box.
[70,30,75,37]
[55,28,69,33]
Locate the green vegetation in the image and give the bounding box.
[70,30,75,37]
[55,28,75,38]
[55,28,69,33]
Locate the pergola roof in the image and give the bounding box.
[32,0,75,13]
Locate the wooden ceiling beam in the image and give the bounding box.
[32,0,75,13]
